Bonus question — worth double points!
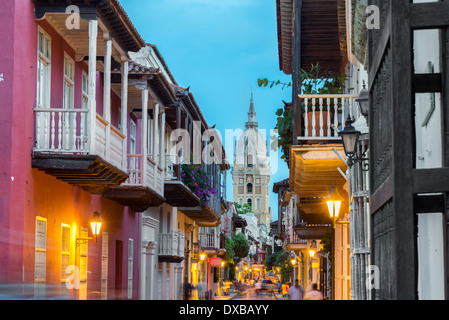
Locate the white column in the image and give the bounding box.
[103,34,112,159]
[142,89,148,186]
[159,111,166,168]
[88,19,98,154]
[121,59,129,168]
[153,103,159,164]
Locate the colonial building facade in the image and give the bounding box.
[0,0,227,300]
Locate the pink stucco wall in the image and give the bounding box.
[0,1,140,299]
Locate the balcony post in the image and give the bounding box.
[121,59,129,167]
[88,19,98,154]
[159,110,165,168]
[153,103,159,166]
[142,89,148,186]
[103,33,112,159]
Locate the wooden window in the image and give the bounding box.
[101,232,109,300]
[127,238,134,299]
[61,224,71,282]
[35,216,47,283]
[37,27,51,109]
[63,53,75,110]
[82,71,89,110]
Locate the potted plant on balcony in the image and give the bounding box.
[181,163,217,206]
[300,63,349,137]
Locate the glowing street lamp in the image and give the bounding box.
[200,252,206,261]
[90,211,102,242]
[327,185,342,223]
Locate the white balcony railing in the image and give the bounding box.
[158,231,185,258]
[200,232,220,249]
[299,94,359,140]
[34,109,125,170]
[123,154,163,195]
[164,154,179,180]
[34,108,89,153]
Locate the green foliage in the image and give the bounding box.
[219,233,250,267]
[274,104,293,163]
[234,202,252,214]
[257,78,292,90]
[265,248,293,283]
[220,236,235,264]
[300,62,349,95]
[232,232,250,263]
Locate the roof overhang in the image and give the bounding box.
[290,144,348,198]
[34,0,145,55]
[276,0,348,75]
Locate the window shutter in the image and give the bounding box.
[127,238,134,299]
[101,232,108,300]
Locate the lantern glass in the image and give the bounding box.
[356,86,369,117]
[90,211,102,236]
[327,200,341,218]
[341,129,360,157]
[308,249,316,258]
[200,253,206,261]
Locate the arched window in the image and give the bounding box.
[247,183,253,193]
[247,198,252,208]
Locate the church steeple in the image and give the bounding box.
[246,93,258,129]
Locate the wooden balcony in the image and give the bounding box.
[294,223,332,240]
[102,155,165,212]
[285,233,308,251]
[158,232,185,263]
[163,155,201,208]
[32,109,128,194]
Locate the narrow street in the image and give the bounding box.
[232,289,279,301]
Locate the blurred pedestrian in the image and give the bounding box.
[255,280,262,296]
[282,282,290,300]
[288,279,305,300]
[304,283,324,300]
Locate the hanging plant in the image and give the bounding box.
[181,163,217,206]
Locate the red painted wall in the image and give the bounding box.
[0,1,140,299]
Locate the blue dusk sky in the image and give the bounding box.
[120,0,293,221]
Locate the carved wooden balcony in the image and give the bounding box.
[32,110,128,194]
[102,155,165,212]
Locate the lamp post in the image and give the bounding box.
[338,116,369,171]
[326,186,349,300]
